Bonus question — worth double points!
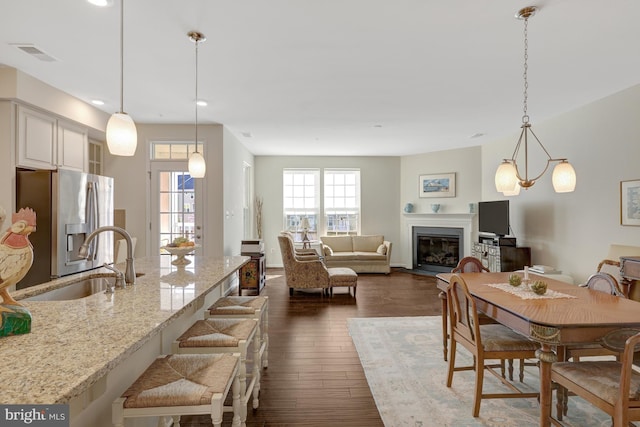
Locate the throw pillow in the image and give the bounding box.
[376,244,387,255]
[324,246,334,256]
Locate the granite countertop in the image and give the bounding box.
[2,255,249,405]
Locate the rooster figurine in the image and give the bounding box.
[0,207,36,336]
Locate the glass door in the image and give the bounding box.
[150,160,204,254]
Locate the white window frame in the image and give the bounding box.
[324,169,361,236]
[283,169,320,242]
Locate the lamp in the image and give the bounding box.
[106,0,137,156]
[494,6,576,195]
[188,31,206,178]
[300,217,311,243]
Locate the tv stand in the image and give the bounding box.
[472,242,531,272]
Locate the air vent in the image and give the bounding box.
[11,44,57,62]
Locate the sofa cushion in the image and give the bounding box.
[321,236,353,252]
[326,252,386,262]
[352,235,384,252]
[376,244,387,255]
[323,245,333,256]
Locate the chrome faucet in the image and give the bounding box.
[79,226,136,285]
[101,263,124,292]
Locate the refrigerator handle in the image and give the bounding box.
[86,182,99,261]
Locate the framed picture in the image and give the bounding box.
[419,173,456,198]
[621,179,640,226]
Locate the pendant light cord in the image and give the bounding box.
[522,15,529,124]
[195,37,199,153]
[119,0,125,114]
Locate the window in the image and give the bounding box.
[151,141,200,160]
[324,169,360,236]
[283,169,320,242]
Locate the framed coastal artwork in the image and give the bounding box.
[419,173,456,198]
[621,179,640,226]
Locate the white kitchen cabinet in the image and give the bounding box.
[16,104,89,171]
[57,119,88,171]
[16,105,57,170]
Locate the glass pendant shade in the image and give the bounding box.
[503,182,521,196]
[552,161,577,193]
[106,112,137,156]
[495,161,519,193]
[188,151,206,178]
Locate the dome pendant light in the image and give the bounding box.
[106,0,137,156]
[188,31,206,178]
[494,7,576,195]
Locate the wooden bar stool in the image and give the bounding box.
[172,318,261,423]
[112,353,241,427]
[206,296,269,369]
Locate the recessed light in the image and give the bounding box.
[196,99,207,107]
[91,99,105,106]
[373,124,383,128]
[87,0,113,7]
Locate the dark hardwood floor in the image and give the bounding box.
[182,268,441,427]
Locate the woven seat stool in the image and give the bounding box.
[206,296,269,369]
[112,353,241,427]
[328,267,357,297]
[172,318,261,423]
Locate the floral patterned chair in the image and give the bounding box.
[277,235,357,297]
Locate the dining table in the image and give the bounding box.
[436,271,640,427]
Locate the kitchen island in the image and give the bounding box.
[4,255,249,427]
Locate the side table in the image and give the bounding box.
[239,252,266,295]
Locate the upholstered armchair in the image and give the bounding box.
[278,235,331,296]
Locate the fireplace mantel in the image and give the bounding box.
[403,213,475,268]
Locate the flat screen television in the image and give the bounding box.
[478,200,510,236]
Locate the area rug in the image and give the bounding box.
[348,316,612,427]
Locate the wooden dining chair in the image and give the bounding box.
[568,272,626,361]
[445,274,540,417]
[552,329,640,427]
[440,257,490,361]
[555,271,628,420]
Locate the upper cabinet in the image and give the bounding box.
[16,104,88,172]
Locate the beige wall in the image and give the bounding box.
[104,123,226,258]
[255,156,401,267]
[399,146,482,265]
[480,83,640,283]
[223,127,255,256]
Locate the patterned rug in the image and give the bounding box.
[348,316,613,427]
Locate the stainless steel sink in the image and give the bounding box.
[22,272,145,301]
[23,277,113,301]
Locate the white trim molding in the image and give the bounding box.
[403,213,475,269]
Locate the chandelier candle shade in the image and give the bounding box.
[188,31,206,178]
[494,6,576,195]
[106,0,137,156]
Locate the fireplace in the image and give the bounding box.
[412,226,464,273]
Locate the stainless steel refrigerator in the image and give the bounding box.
[16,168,114,289]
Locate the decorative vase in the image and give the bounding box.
[404,203,414,213]
[431,204,441,213]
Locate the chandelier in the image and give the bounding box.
[494,6,576,195]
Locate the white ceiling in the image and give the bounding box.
[2,0,639,156]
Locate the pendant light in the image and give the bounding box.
[106,0,137,156]
[188,31,206,178]
[494,7,576,195]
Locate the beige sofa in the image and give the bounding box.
[320,235,392,274]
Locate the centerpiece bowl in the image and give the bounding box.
[161,244,200,265]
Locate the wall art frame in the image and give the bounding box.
[620,179,640,226]
[419,173,456,198]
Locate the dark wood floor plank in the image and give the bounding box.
[180,267,439,426]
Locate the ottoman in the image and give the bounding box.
[328,267,358,297]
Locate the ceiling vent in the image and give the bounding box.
[11,44,57,62]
